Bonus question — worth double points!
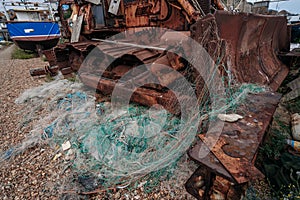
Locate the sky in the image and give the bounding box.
[248,0,300,14]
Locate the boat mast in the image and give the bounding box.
[1,0,11,21]
[47,1,54,21]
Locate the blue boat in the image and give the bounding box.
[3,2,60,51]
[7,21,60,51]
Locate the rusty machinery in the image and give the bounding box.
[34,0,291,92]
[30,0,294,199]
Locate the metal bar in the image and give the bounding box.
[91,38,167,51]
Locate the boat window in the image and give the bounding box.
[61,4,72,19]
[15,12,40,21]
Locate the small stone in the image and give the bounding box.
[114,192,121,199]
[218,113,243,122]
[53,153,62,161]
[292,113,300,141]
[62,141,71,151]
[198,189,205,197]
[65,149,74,160]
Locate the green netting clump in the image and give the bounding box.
[1,78,268,191]
[7,79,198,190]
[66,101,186,188]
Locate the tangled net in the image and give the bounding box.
[1,76,266,191]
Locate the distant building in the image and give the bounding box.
[288,15,300,23]
[235,0,253,13]
[253,0,270,14]
[278,10,291,16]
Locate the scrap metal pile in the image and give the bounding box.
[28,0,296,198]
[187,91,282,199]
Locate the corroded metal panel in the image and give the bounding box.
[214,11,289,91]
[189,92,281,184]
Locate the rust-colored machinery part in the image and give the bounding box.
[187,92,281,199]
[198,0,211,14]
[76,38,187,115]
[191,11,290,91]
[80,73,181,114]
[212,0,226,10]
[38,1,291,94]
[186,167,246,200]
[214,11,290,91]
[190,13,226,64]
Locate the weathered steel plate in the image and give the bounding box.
[189,92,281,184]
[214,11,290,91]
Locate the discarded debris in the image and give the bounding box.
[6,78,198,191]
[292,113,300,141]
[65,149,75,161]
[1,0,299,198]
[287,139,300,152]
[2,75,272,196]
[53,152,62,161]
[282,77,300,102]
[284,88,300,102]
[217,113,243,122]
[263,152,300,193]
[62,141,71,151]
[287,76,300,91]
[187,91,281,199]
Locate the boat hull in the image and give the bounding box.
[7,21,60,51]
